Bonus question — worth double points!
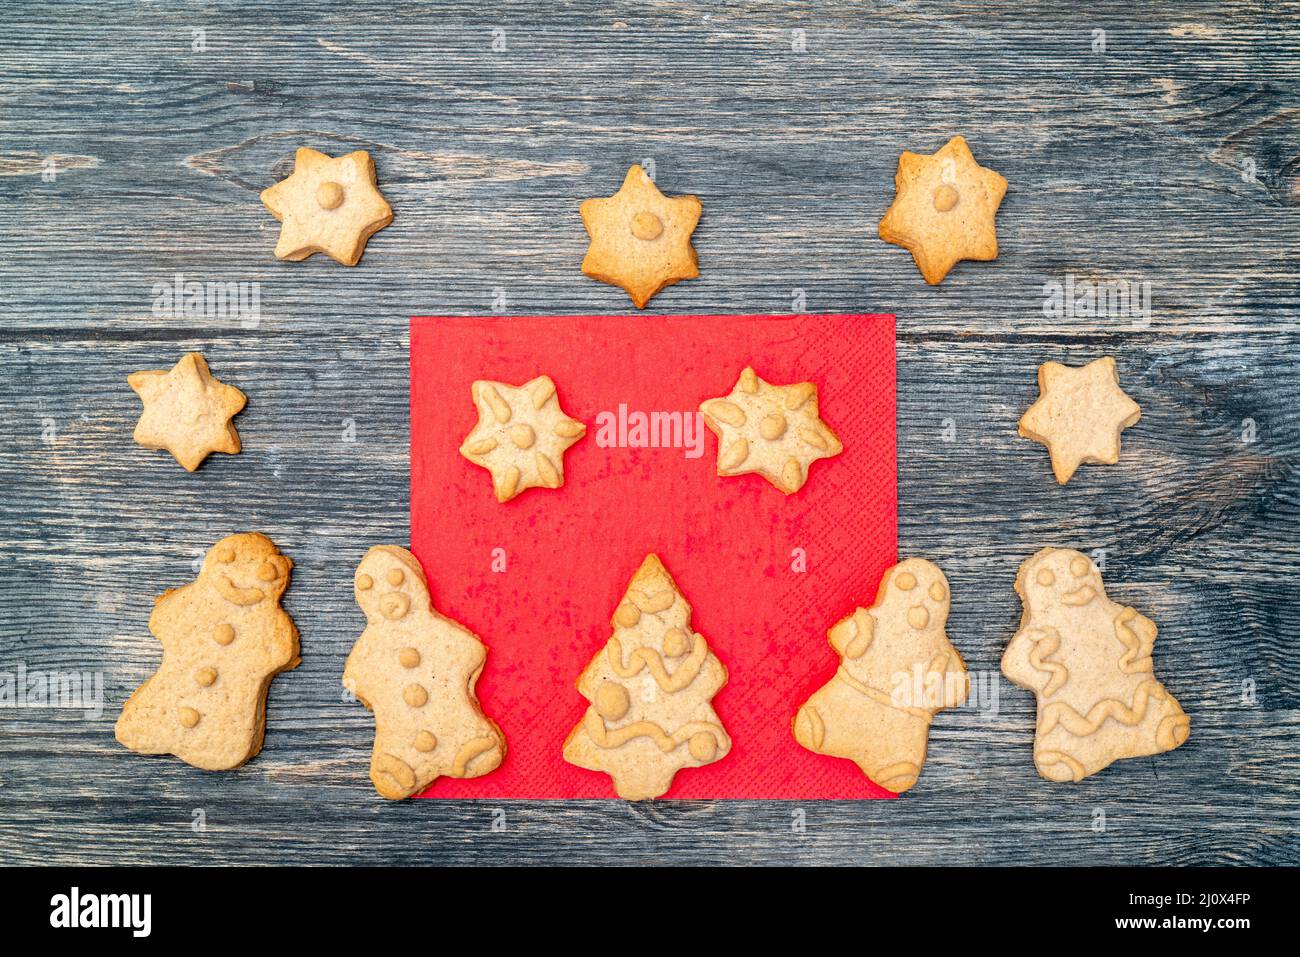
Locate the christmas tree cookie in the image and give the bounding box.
[563,554,730,799]
[115,533,299,770]
[344,546,505,799]
[1002,548,1190,782]
[793,558,968,793]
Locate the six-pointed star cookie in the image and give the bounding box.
[260,148,393,266]
[1018,356,1141,484]
[459,375,586,502]
[129,352,247,472]
[878,135,1008,285]
[580,164,702,309]
[699,367,843,495]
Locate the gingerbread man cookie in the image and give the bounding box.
[793,559,968,793]
[878,135,1008,284]
[459,375,586,502]
[129,352,246,472]
[260,147,393,265]
[1018,356,1141,484]
[563,554,731,800]
[580,164,701,309]
[699,366,842,495]
[115,533,299,770]
[344,546,505,799]
[1002,548,1190,782]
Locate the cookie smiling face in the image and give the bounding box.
[354,546,429,624]
[1021,548,1104,614]
[203,533,290,606]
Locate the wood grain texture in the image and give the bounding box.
[1,2,1297,866]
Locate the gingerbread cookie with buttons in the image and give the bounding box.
[260,147,393,265]
[129,352,246,472]
[793,559,968,793]
[699,366,842,495]
[344,546,505,799]
[580,164,701,308]
[459,374,586,503]
[563,554,731,800]
[1002,548,1190,782]
[115,533,299,770]
[1018,356,1141,484]
[879,135,1008,284]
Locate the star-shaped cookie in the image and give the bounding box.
[260,147,393,266]
[459,375,586,502]
[580,165,701,309]
[129,352,246,472]
[879,135,1008,284]
[699,367,843,495]
[1018,356,1141,484]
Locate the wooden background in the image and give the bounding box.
[1,2,1297,866]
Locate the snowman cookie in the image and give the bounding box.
[1002,547,1190,782]
[793,558,968,793]
[344,546,506,799]
[115,533,299,770]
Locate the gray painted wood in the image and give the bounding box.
[1,2,1297,865]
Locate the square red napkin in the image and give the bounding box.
[410,313,897,798]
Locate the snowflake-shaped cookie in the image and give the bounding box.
[459,375,586,502]
[699,367,842,495]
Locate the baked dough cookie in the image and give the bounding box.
[129,352,246,471]
[699,366,842,494]
[878,135,1008,284]
[580,164,701,308]
[1002,547,1190,782]
[1018,356,1141,484]
[115,533,299,770]
[793,559,968,793]
[459,375,586,502]
[563,554,731,799]
[260,147,393,265]
[344,545,506,799]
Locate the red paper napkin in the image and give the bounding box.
[410,313,897,798]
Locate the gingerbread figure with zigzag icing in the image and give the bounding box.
[1002,547,1190,782]
[563,554,731,799]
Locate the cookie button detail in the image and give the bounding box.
[403,684,428,708]
[630,211,663,240]
[688,732,717,762]
[662,628,689,658]
[907,605,930,629]
[614,602,640,628]
[179,707,200,729]
[257,561,278,581]
[760,413,787,441]
[195,667,217,687]
[595,682,630,721]
[315,181,344,210]
[1070,554,1092,577]
[213,623,235,646]
[896,571,917,590]
[414,731,437,752]
[380,592,410,620]
[398,647,421,669]
[1036,567,1056,587]
[356,573,373,590]
[933,184,959,212]
[386,568,404,586]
